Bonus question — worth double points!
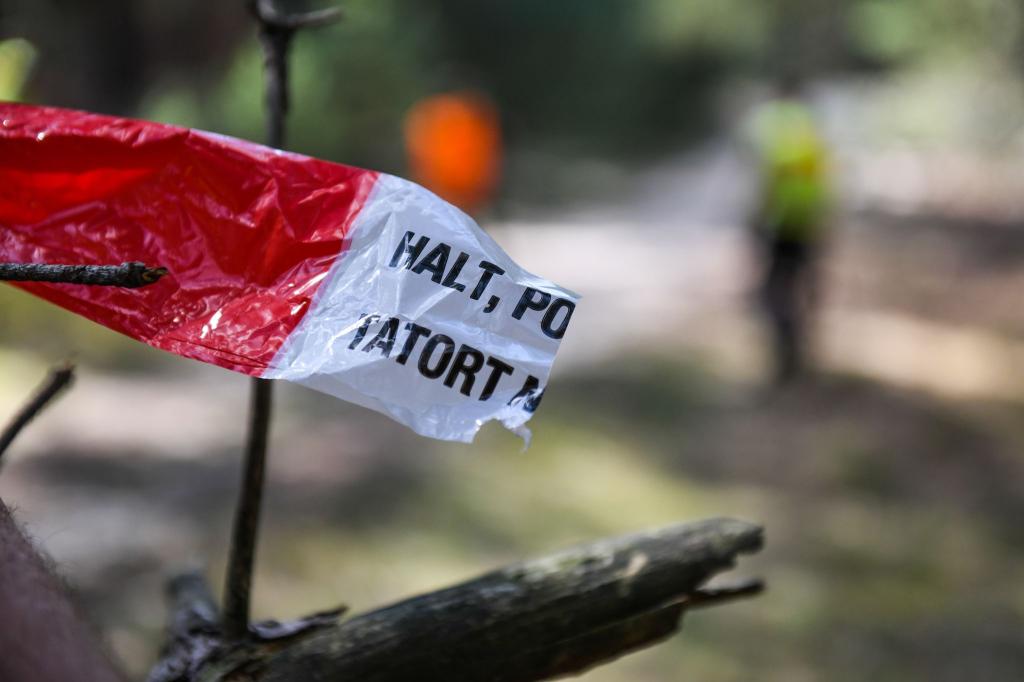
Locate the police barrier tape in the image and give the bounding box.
[0,103,578,443]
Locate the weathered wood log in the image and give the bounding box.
[151,517,763,682]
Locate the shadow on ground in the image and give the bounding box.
[5,354,1024,681]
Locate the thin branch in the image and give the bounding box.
[0,262,161,457]
[251,0,344,31]
[221,0,342,641]
[0,262,168,288]
[0,364,75,462]
[222,377,273,640]
[248,0,343,148]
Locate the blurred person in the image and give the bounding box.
[746,76,831,384]
[403,91,502,216]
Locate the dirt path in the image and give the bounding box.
[494,144,1024,402]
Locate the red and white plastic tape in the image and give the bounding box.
[0,103,578,442]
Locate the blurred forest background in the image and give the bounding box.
[4,0,1024,680]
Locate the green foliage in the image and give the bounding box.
[142,0,441,172]
[848,0,1024,65]
[11,0,1024,170]
[0,37,36,101]
[642,0,772,58]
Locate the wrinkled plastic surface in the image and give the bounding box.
[0,103,578,442]
[267,173,579,442]
[0,102,377,375]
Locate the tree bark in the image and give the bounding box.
[0,262,167,287]
[152,517,763,682]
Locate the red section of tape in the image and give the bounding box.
[0,103,378,375]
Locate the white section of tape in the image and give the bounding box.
[264,174,578,443]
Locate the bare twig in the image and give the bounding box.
[222,376,273,640]
[222,0,342,641]
[251,0,344,32]
[0,262,168,288]
[154,519,764,682]
[248,0,343,148]
[0,364,75,462]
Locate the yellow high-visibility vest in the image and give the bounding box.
[750,99,830,241]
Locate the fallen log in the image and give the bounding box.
[150,517,763,682]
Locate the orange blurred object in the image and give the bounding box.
[404,92,502,215]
